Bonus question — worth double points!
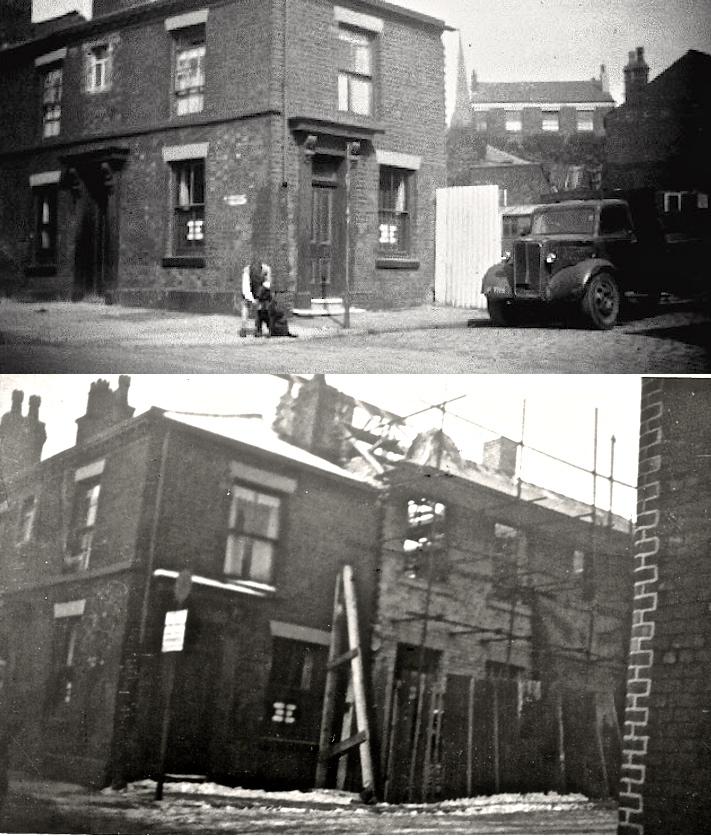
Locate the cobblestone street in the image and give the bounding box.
[1,298,709,373]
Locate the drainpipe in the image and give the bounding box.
[138,427,171,645]
[281,0,289,188]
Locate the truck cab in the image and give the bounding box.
[482,197,663,329]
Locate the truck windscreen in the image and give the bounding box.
[531,207,596,235]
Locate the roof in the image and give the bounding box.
[500,204,541,216]
[471,80,615,105]
[162,412,375,487]
[386,458,631,536]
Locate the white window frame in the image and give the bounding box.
[173,27,206,116]
[88,44,111,92]
[65,472,102,572]
[505,110,522,132]
[224,483,283,584]
[577,109,594,132]
[337,25,374,116]
[542,110,559,132]
[16,495,37,544]
[41,65,63,138]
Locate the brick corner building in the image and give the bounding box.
[618,378,711,834]
[0,0,451,312]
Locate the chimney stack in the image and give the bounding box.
[482,437,518,479]
[599,63,609,94]
[624,46,649,104]
[0,390,47,477]
[273,375,352,463]
[75,377,136,446]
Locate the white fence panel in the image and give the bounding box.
[435,185,500,309]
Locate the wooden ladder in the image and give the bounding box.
[315,564,375,799]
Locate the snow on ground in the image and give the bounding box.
[106,780,595,818]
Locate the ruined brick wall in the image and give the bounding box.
[618,378,711,834]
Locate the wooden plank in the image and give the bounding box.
[326,730,367,760]
[327,647,359,670]
[342,564,375,795]
[315,573,344,787]
[336,679,355,789]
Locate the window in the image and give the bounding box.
[33,186,58,264]
[542,110,559,131]
[505,110,522,132]
[403,497,447,581]
[599,204,632,235]
[577,109,594,132]
[264,637,328,741]
[174,27,205,115]
[475,111,487,132]
[51,615,81,708]
[224,485,281,584]
[87,44,111,91]
[573,548,594,600]
[41,67,62,138]
[65,480,101,572]
[486,660,524,680]
[172,160,205,255]
[338,26,373,115]
[17,495,36,544]
[379,167,413,253]
[492,522,522,597]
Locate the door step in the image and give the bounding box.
[292,297,365,318]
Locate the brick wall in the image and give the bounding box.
[618,378,711,833]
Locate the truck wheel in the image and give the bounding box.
[581,273,620,330]
[487,299,518,326]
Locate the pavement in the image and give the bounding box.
[0,299,486,347]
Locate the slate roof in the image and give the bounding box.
[472,80,615,105]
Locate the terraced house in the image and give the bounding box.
[0,0,450,311]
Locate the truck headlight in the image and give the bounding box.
[545,253,557,265]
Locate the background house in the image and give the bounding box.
[604,48,711,195]
[0,0,450,311]
[618,378,711,834]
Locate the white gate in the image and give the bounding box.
[435,185,500,309]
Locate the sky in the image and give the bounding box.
[0,374,641,519]
[31,0,711,114]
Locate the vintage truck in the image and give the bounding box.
[481,189,708,329]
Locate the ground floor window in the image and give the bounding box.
[33,186,58,265]
[172,159,205,255]
[50,614,81,710]
[379,167,414,255]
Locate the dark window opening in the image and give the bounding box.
[17,495,36,544]
[41,66,62,138]
[492,522,522,597]
[33,186,58,264]
[50,615,81,710]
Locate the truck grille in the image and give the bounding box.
[513,241,543,294]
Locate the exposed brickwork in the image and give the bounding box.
[619,378,711,833]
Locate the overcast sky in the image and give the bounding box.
[0,374,641,519]
[32,0,711,112]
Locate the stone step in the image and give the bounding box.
[292,298,365,318]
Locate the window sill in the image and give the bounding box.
[162,256,205,268]
[376,257,420,270]
[25,263,57,277]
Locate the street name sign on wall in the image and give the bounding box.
[161,609,188,653]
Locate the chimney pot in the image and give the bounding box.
[28,395,40,420]
[11,390,23,413]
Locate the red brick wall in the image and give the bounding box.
[619,378,711,833]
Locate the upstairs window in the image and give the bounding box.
[403,497,447,581]
[50,611,82,709]
[224,485,281,584]
[379,167,413,254]
[172,159,205,254]
[87,44,111,92]
[577,109,594,132]
[505,110,521,132]
[65,479,101,572]
[17,495,37,544]
[573,548,594,601]
[41,67,62,138]
[492,522,522,597]
[542,110,559,131]
[174,27,206,115]
[34,186,58,265]
[338,26,373,116]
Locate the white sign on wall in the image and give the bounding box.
[161,609,188,653]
